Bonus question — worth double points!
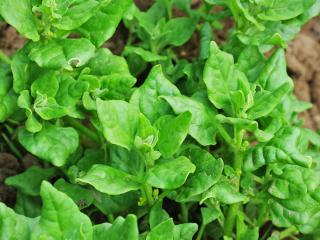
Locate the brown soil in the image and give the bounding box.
[286,17,320,130]
[0,153,20,207]
[0,24,25,56]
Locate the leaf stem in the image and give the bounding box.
[217,124,235,149]
[142,184,154,206]
[107,214,114,223]
[1,133,23,159]
[279,226,298,239]
[180,203,189,222]
[65,117,100,144]
[224,128,245,237]
[195,223,206,240]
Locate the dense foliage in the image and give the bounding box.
[0,0,320,239]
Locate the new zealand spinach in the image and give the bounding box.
[0,0,320,239]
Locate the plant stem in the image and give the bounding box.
[142,184,154,206]
[224,128,245,237]
[180,203,189,222]
[65,117,100,144]
[107,214,114,223]
[196,223,206,240]
[217,124,235,149]
[1,133,23,159]
[279,226,298,239]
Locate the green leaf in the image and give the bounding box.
[87,48,136,100]
[31,181,93,240]
[94,191,139,216]
[201,207,221,225]
[161,94,218,146]
[239,227,259,240]
[256,49,292,91]
[201,181,248,204]
[216,115,273,142]
[33,93,67,120]
[93,215,139,240]
[79,0,131,47]
[155,112,192,158]
[135,114,159,152]
[31,71,59,97]
[258,0,316,21]
[0,202,35,240]
[77,148,107,172]
[147,218,175,240]
[0,70,18,122]
[199,22,213,60]
[11,45,37,93]
[0,0,39,41]
[146,156,196,189]
[96,99,139,150]
[29,38,96,70]
[109,145,145,177]
[5,166,56,196]
[52,0,100,30]
[149,200,170,228]
[247,83,292,120]
[18,124,79,167]
[55,75,89,116]
[175,147,224,202]
[123,46,168,62]
[14,191,42,218]
[54,178,94,209]
[130,65,180,123]
[203,41,247,114]
[173,223,198,240]
[159,17,197,48]
[76,164,141,195]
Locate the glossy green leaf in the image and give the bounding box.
[96,99,139,150]
[147,218,175,240]
[256,49,292,91]
[76,164,141,195]
[31,181,93,240]
[31,71,59,97]
[258,0,316,21]
[173,223,198,240]
[5,166,56,196]
[247,83,292,120]
[14,191,42,218]
[123,46,167,62]
[155,112,192,158]
[175,147,224,202]
[29,38,96,70]
[146,156,196,189]
[201,207,221,225]
[162,94,218,146]
[203,41,235,110]
[94,191,139,216]
[79,0,131,47]
[0,202,35,240]
[201,181,248,204]
[149,200,170,228]
[0,0,39,41]
[11,45,36,93]
[93,215,139,240]
[52,0,100,30]
[18,124,79,167]
[159,17,197,48]
[130,65,180,123]
[54,179,94,209]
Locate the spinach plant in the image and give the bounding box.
[0,0,320,239]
